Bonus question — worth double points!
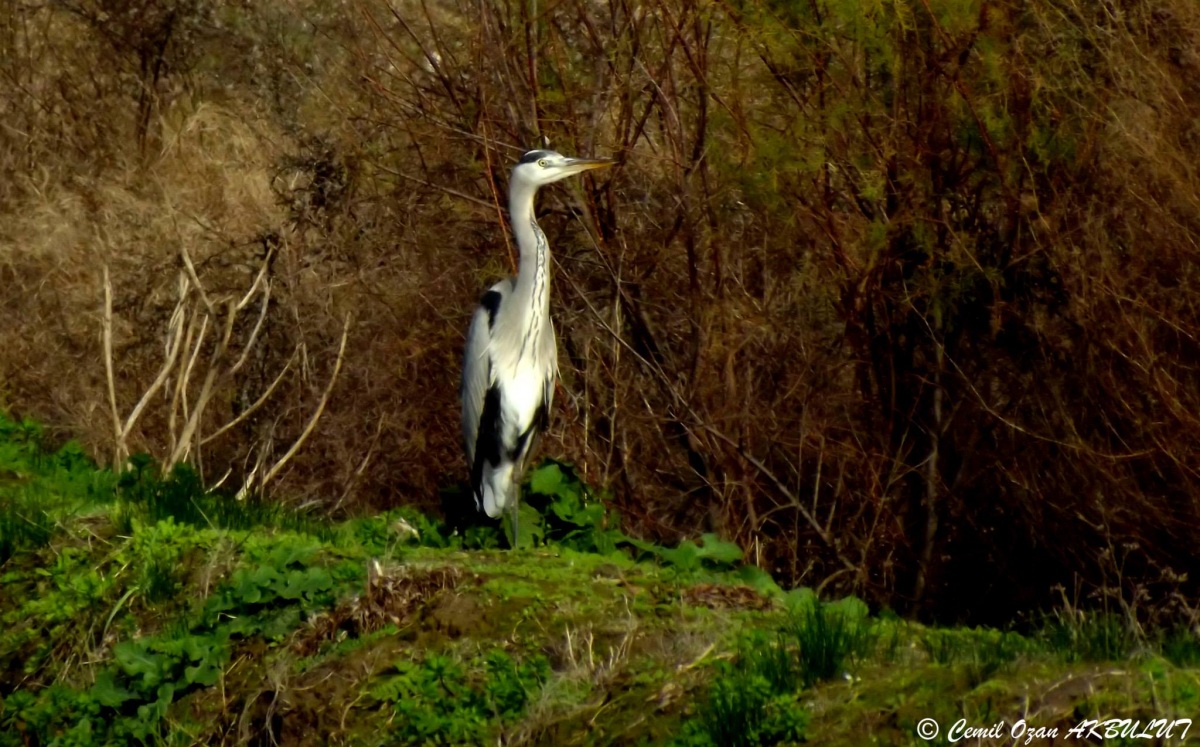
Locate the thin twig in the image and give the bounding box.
[178,310,210,428]
[229,280,272,376]
[201,346,300,447]
[168,297,199,456]
[261,315,352,490]
[374,163,498,211]
[101,265,123,466]
[121,280,188,442]
[701,424,856,573]
[333,412,387,512]
[171,298,240,467]
[179,244,215,315]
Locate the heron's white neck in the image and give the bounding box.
[509,181,551,318]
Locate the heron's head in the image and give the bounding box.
[512,149,613,188]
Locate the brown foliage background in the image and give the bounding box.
[1,0,1198,621]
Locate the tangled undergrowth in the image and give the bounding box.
[2,414,1200,746]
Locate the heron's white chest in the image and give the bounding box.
[499,362,547,437]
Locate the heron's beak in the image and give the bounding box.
[564,157,615,173]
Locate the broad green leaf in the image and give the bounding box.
[782,587,817,613]
[736,564,781,596]
[114,642,164,685]
[696,534,743,566]
[91,669,135,707]
[825,595,869,621]
[504,503,544,549]
[185,659,221,687]
[529,463,564,496]
[658,541,700,571]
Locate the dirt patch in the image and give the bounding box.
[292,564,465,656]
[679,583,775,611]
[421,591,485,640]
[1026,665,1138,721]
[212,632,403,747]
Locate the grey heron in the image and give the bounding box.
[461,149,612,542]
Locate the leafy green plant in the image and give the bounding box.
[523,461,614,549]
[338,506,456,554]
[699,669,807,747]
[0,629,227,745]
[510,459,619,553]
[630,533,745,576]
[369,650,549,745]
[201,535,339,638]
[1,546,116,678]
[82,630,227,740]
[520,460,766,588]
[462,522,505,550]
[0,414,45,469]
[669,595,872,746]
[128,518,209,605]
[1,528,353,745]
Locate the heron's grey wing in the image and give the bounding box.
[461,285,506,465]
[461,314,490,466]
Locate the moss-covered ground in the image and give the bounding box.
[2,413,1198,746]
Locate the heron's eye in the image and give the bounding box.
[537,159,548,168]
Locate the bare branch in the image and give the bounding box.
[120,272,189,442]
[260,315,352,491]
[229,280,272,377]
[179,244,215,315]
[101,265,123,467]
[201,346,299,447]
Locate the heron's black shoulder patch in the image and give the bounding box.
[518,149,555,165]
[480,290,503,329]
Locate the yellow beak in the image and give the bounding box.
[564,157,615,173]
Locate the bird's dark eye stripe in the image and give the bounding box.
[518,149,553,165]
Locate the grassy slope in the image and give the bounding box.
[2,417,1198,746]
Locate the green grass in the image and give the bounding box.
[786,594,874,687]
[2,413,1200,746]
[1038,609,1141,662]
[115,454,334,539]
[1160,626,1200,667]
[683,651,808,747]
[0,414,116,562]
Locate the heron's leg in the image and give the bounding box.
[510,483,520,550]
